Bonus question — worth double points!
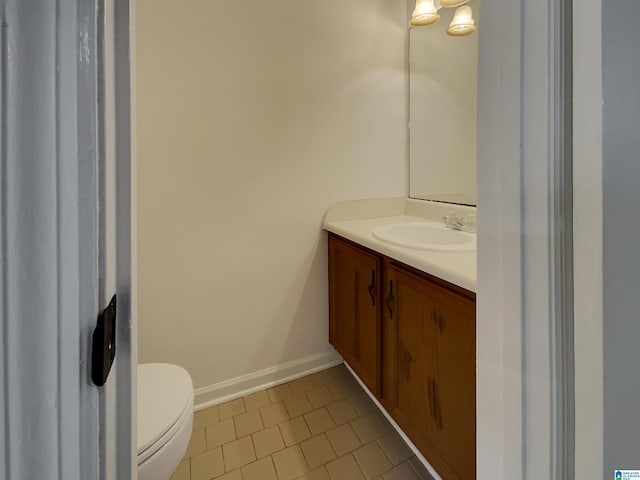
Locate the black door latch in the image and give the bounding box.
[91,295,117,387]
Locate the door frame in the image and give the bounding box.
[475,0,524,475]
[100,0,136,478]
[572,0,603,476]
[477,0,603,478]
[0,0,102,478]
[0,0,136,478]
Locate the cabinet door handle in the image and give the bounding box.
[367,270,376,306]
[386,281,394,319]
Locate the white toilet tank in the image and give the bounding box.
[137,363,194,480]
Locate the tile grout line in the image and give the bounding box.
[175,365,428,480]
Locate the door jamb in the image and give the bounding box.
[476,0,585,478]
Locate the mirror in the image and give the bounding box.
[408,1,479,206]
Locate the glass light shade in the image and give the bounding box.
[447,5,476,36]
[410,0,440,27]
[439,0,470,8]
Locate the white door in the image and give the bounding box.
[0,0,135,478]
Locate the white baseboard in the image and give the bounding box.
[194,350,343,411]
[343,362,443,480]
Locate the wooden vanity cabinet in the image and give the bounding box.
[383,262,476,480]
[328,233,476,480]
[328,234,381,395]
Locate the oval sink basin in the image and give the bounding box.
[372,222,476,252]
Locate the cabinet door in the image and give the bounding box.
[328,235,381,395]
[386,264,475,480]
[428,277,475,480]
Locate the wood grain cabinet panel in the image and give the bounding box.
[328,233,476,480]
[385,263,476,480]
[328,234,381,395]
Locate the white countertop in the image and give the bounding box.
[323,199,477,293]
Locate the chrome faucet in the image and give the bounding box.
[443,211,476,233]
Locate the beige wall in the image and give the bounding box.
[136,0,407,391]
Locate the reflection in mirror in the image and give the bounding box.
[409,0,479,206]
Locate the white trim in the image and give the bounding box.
[113,0,136,476]
[521,0,554,475]
[99,0,118,477]
[475,0,524,477]
[521,0,577,477]
[100,0,135,478]
[0,1,101,478]
[573,0,603,476]
[343,363,443,480]
[478,0,577,477]
[194,351,342,411]
[128,0,139,476]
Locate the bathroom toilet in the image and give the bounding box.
[137,363,194,480]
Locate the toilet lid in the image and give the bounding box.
[137,363,193,457]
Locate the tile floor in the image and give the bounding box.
[171,364,435,480]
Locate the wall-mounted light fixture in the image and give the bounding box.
[410,0,477,37]
[410,0,440,26]
[447,5,476,36]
